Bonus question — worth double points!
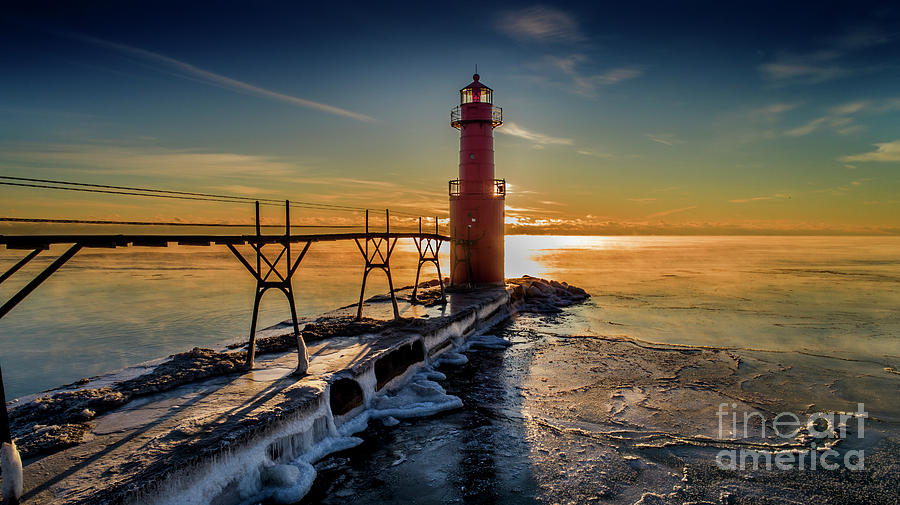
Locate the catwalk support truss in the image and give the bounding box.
[0,202,449,376]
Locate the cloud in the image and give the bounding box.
[834,124,864,136]
[575,149,611,157]
[67,33,375,122]
[628,198,657,203]
[834,27,892,50]
[759,103,799,115]
[591,67,643,85]
[498,6,583,43]
[759,60,847,84]
[497,122,574,147]
[784,117,828,136]
[211,185,279,195]
[544,55,643,96]
[0,140,452,221]
[729,193,790,203]
[646,205,696,218]
[841,140,900,162]
[0,142,299,179]
[784,100,871,137]
[753,102,799,121]
[646,133,683,146]
[829,101,869,115]
[758,27,893,85]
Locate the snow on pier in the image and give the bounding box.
[10,284,519,505]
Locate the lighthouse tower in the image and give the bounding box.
[449,73,505,286]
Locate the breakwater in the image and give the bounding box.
[3,278,586,504]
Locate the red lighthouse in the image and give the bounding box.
[449,73,505,286]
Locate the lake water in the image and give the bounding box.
[1,235,899,402]
[299,236,900,505]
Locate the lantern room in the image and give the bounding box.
[460,74,492,104]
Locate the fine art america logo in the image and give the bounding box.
[715,403,867,471]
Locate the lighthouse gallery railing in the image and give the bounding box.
[450,105,503,128]
[448,178,506,197]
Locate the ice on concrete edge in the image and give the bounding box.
[466,334,513,350]
[138,288,515,505]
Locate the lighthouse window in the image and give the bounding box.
[469,153,476,159]
[460,87,492,104]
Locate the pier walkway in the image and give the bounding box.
[13,284,514,505]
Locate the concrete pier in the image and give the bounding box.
[8,284,517,505]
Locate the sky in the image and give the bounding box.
[2,1,899,235]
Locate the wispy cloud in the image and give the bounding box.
[211,185,280,195]
[498,6,584,43]
[829,101,869,115]
[784,99,872,137]
[759,58,847,84]
[784,117,829,136]
[759,103,799,115]
[67,33,376,122]
[729,193,790,204]
[0,141,299,179]
[841,139,900,162]
[646,205,696,218]
[809,178,873,196]
[646,133,683,146]
[759,26,894,85]
[753,102,799,121]
[544,55,643,96]
[575,149,611,157]
[497,122,574,147]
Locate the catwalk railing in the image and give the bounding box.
[0,202,449,377]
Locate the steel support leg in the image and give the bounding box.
[246,287,263,369]
[356,267,371,320]
[385,263,400,319]
[435,257,446,302]
[229,202,312,374]
[411,261,424,301]
[355,235,400,320]
[411,237,446,304]
[284,286,309,375]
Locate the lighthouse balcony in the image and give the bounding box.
[450,105,503,128]
[449,178,506,197]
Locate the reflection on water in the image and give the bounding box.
[303,235,900,505]
[2,236,899,400]
[508,235,900,365]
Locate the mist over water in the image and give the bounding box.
[302,236,900,505]
[1,235,898,403]
[508,235,900,364]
